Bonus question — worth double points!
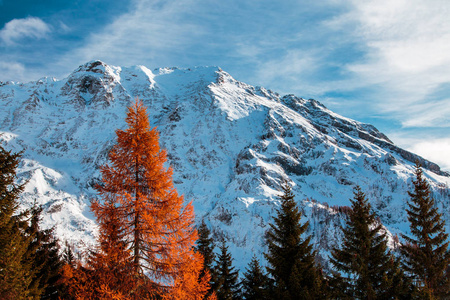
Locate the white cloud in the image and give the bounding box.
[410,139,450,172]
[0,60,48,83]
[56,0,205,68]
[58,21,70,33]
[335,0,450,127]
[390,135,450,172]
[0,61,26,82]
[400,99,450,128]
[253,50,320,94]
[0,17,51,45]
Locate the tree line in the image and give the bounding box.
[0,99,449,299]
[199,166,449,300]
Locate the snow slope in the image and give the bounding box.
[0,60,449,270]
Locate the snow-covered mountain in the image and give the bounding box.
[1,60,449,271]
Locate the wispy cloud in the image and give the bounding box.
[56,0,206,69]
[0,60,49,83]
[56,0,348,81]
[408,138,450,172]
[333,0,450,127]
[0,0,447,169]
[390,133,450,172]
[400,99,450,127]
[0,17,51,45]
[242,0,450,130]
[252,50,321,94]
[0,60,25,81]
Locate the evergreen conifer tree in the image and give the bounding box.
[196,219,216,299]
[214,239,240,300]
[197,220,215,275]
[0,146,37,299]
[25,205,65,299]
[241,255,269,300]
[401,163,450,299]
[384,255,416,300]
[62,241,75,267]
[0,149,65,299]
[264,183,324,300]
[330,186,392,299]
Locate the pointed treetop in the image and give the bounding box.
[401,163,450,298]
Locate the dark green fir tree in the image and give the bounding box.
[62,240,76,267]
[330,186,392,299]
[0,146,36,299]
[384,255,416,300]
[196,219,216,299]
[25,205,65,300]
[241,255,269,300]
[0,146,66,299]
[213,239,240,300]
[264,183,325,300]
[401,163,450,299]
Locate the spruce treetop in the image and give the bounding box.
[265,183,324,299]
[214,239,240,300]
[330,186,392,299]
[241,255,269,300]
[401,163,450,298]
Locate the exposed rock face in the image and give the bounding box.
[0,60,449,270]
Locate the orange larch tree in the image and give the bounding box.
[89,98,210,299]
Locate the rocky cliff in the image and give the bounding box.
[1,60,449,270]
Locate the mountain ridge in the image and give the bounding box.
[1,60,449,271]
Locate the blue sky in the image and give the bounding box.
[1,0,449,171]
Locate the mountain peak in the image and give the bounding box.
[74,60,111,74]
[60,61,124,108]
[0,61,449,271]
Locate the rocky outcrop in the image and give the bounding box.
[0,61,448,270]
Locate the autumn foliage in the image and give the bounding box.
[66,99,210,299]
